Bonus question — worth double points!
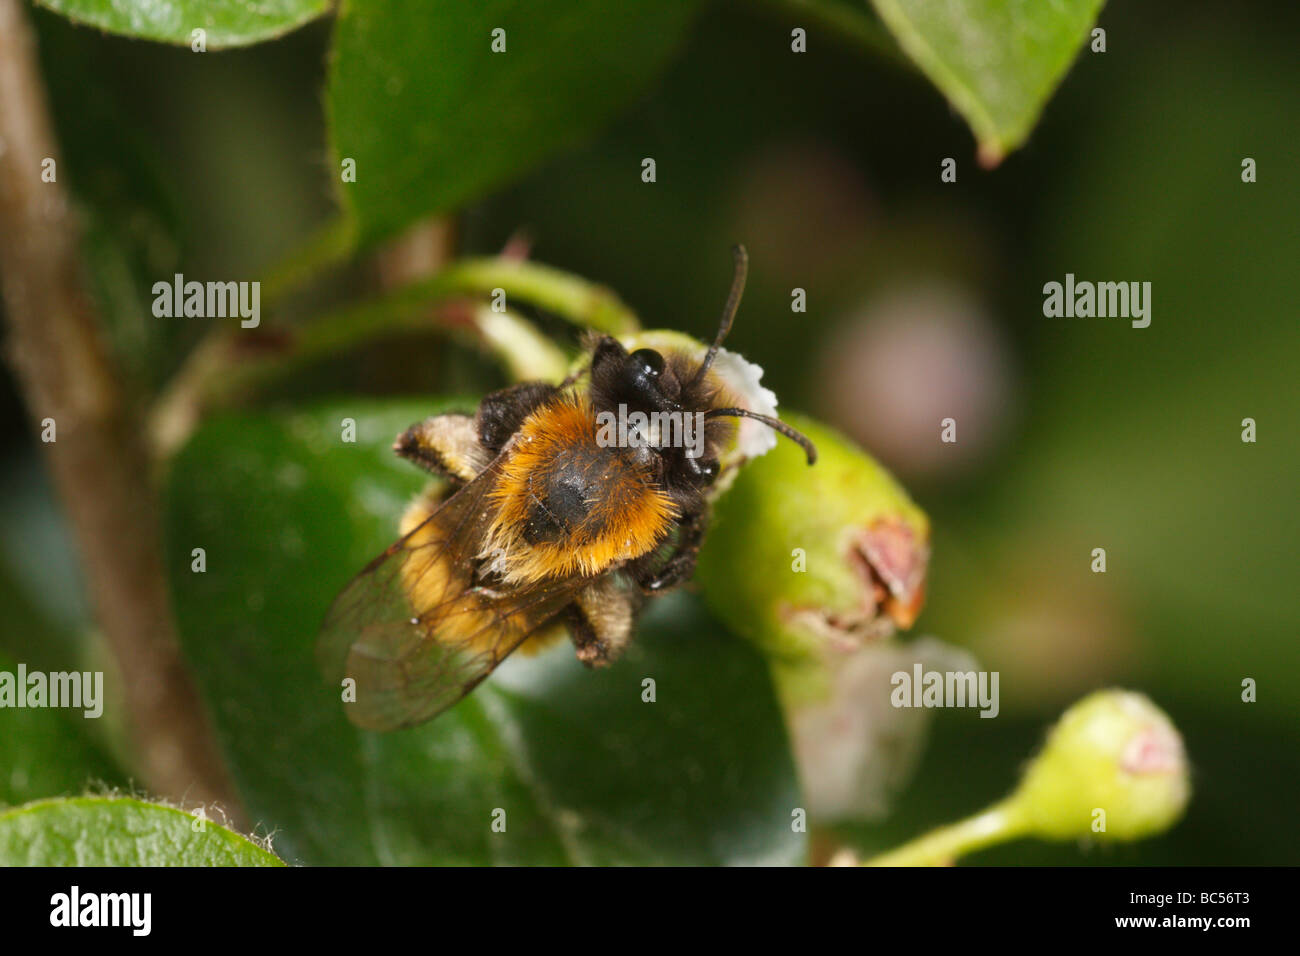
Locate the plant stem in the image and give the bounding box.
[474,305,571,382]
[0,0,239,818]
[863,799,1030,866]
[150,257,637,458]
[259,215,358,308]
[438,258,641,336]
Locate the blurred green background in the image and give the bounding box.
[1,0,1296,864]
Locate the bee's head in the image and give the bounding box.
[587,337,718,483]
[589,339,679,412]
[585,246,817,488]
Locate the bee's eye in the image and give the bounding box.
[687,456,718,485]
[629,348,664,378]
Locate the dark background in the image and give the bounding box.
[2,0,1296,863]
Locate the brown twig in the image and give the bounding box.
[0,0,240,818]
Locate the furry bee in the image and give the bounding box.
[317,246,816,730]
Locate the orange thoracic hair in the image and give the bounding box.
[481,393,678,585]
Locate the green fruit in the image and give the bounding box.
[1011,689,1191,842]
[695,413,929,706]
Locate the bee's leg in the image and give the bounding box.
[394,413,490,485]
[631,513,708,595]
[565,577,636,668]
[477,382,560,452]
[396,382,559,482]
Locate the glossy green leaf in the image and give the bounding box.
[868,0,1106,162]
[163,400,804,865]
[0,797,282,865]
[0,565,127,809]
[34,0,329,48]
[0,650,125,809]
[327,0,702,248]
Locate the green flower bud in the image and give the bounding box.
[865,689,1191,865]
[694,413,930,705]
[1010,689,1191,842]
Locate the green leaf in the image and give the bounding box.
[327,0,702,248]
[0,797,283,865]
[0,650,125,809]
[0,568,127,808]
[163,400,804,865]
[34,0,329,48]
[867,0,1106,163]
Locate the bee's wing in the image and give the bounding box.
[316,461,584,731]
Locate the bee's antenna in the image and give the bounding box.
[690,244,748,388]
[705,407,817,465]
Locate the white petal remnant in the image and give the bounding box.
[790,637,978,820]
[710,347,780,461]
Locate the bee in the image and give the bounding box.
[317,246,816,730]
